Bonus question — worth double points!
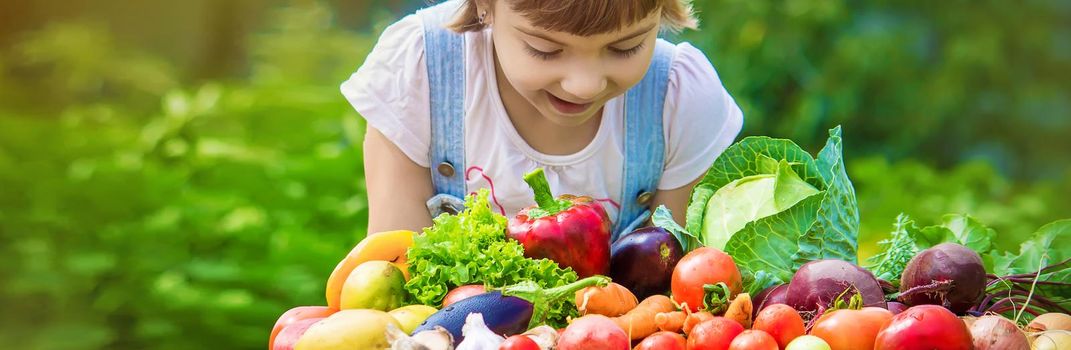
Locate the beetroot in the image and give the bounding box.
[874,305,973,350]
[753,284,789,317]
[886,301,908,315]
[786,260,886,315]
[898,243,986,314]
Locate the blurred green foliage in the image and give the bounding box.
[686,0,1071,180]
[0,0,1068,349]
[851,157,1071,259]
[1,3,376,349]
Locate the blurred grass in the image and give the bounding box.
[0,0,1069,349]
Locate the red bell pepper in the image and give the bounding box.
[507,168,612,277]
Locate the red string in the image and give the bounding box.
[465,166,506,215]
[594,198,621,210]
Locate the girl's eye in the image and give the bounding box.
[524,45,561,60]
[609,42,645,58]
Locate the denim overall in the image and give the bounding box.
[418,0,674,242]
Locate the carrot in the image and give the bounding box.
[724,292,753,328]
[655,311,687,333]
[682,311,714,335]
[610,295,676,340]
[575,282,638,317]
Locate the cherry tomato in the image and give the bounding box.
[728,330,779,350]
[500,334,540,350]
[635,331,686,350]
[810,307,893,350]
[671,247,743,312]
[752,304,805,349]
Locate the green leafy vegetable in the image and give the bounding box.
[685,126,860,290]
[726,193,823,294]
[990,219,1071,300]
[500,276,609,328]
[867,213,997,282]
[796,127,860,265]
[865,214,921,283]
[937,215,996,253]
[652,205,701,252]
[700,159,820,250]
[404,189,580,327]
[868,213,1070,312]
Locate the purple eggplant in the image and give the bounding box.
[609,227,684,299]
[413,291,532,344]
[413,276,608,345]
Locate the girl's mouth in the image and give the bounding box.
[547,92,593,115]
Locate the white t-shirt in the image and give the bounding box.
[341,13,743,223]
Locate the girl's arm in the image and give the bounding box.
[362,126,435,233]
[650,175,703,227]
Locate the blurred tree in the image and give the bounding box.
[1,2,374,348]
[685,0,1071,181]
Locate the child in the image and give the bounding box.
[342,0,742,239]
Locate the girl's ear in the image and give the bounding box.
[475,0,494,25]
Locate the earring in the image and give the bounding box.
[478,10,487,25]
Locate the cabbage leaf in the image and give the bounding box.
[685,126,860,292]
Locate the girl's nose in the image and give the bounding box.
[560,66,607,101]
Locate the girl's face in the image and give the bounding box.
[489,2,661,127]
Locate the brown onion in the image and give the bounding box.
[1027,313,1071,332]
[969,315,1029,350]
[1033,330,1071,350]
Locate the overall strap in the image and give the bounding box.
[419,1,467,216]
[613,39,676,240]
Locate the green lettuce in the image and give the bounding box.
[685,126,860,295]
[403,189,580,327]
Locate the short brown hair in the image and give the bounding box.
[447,0,698,36]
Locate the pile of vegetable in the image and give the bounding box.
[403,186,583,328]
[268,126,1071,350]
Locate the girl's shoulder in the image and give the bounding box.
[656,41,744,191]
[340,6,488,168]
[367,13,428,64]
[339,14,433,167]
[665,42,731,102]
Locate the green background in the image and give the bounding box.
[1,0,1068,348]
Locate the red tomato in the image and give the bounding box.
[687,317,744,350]
[874,305,973,350]
[442,284,486,307]
[728,330,779,350]
[810,307,893,350]
[672,247,743,312]
[635,331,686,350]
[500,334,541,350]
[752,304,805,349]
